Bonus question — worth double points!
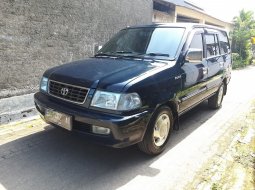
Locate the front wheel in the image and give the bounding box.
[208,84,225,109]
[138,106,174,155]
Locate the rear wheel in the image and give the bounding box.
[138,106,173,155]
[208,84,225,109]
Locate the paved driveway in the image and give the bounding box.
[0,66,255,190]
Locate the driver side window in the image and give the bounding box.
[189,33,204,56]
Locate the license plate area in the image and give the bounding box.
[45,109,72,131]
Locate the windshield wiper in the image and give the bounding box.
[95,53,109,57]
[94,52,114,57]
[115,51,135,54]
[144,53,170,57]
[95,51,171,60]
[95,51,136,57]
[113,51,144,59]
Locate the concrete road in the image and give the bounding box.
[0,66,255,190]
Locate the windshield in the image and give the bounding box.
[97,27,185,60]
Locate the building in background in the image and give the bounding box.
[153,0,233,33]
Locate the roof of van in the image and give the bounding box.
[126,23,227,32]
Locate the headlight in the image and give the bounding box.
[91,90,141,111]
[40,77,48,92]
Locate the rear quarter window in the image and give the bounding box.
[218,31,230,54]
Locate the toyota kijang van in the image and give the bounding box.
[34,23,232,155]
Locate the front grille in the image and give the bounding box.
[49,80,89,104]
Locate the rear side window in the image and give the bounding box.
[218,31,230,54]
[205,34,220,57]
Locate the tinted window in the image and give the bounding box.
[205,34,220,57]
[218,31,230,54]
[189,33,203,55]
[99,27,185,59]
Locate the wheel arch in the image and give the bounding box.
[154,100,179,122]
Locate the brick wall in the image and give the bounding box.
[0,0,152,98]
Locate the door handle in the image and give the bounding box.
[202,67,208,75]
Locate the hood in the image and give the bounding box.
[47,57,167,92]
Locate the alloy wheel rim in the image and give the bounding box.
[153,113,170,147]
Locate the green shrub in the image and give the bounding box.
[231,10,255,68]
[232,53,244,69]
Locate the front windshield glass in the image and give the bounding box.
[98,27,185,60]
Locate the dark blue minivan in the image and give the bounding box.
[34,23,232,155]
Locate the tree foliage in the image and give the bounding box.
[231,10,255,67]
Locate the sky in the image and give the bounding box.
[189,0,255,22]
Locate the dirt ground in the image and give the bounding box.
[184,101,255,190]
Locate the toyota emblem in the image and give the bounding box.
[60,87,69,96]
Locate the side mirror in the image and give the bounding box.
[185,48,203,62]
[94,45,103,54]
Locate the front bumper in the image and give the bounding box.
[34,92,152,148]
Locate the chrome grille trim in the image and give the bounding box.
[48,80,89,105]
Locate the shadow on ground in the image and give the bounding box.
[0,101,218,190]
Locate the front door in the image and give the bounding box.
[179,30,209,113]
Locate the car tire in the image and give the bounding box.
[208,83,225,109]
[138,106,174,155]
